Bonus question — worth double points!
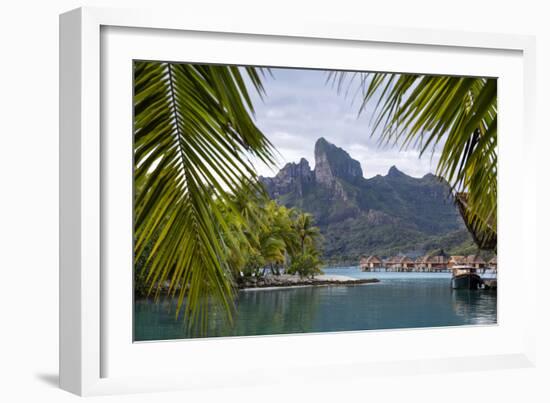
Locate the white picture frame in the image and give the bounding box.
[59,6,537,396]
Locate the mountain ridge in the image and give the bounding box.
[260,138,474,264]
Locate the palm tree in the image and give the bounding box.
[287,212,323,278]
[255,201,294,275]
[133,61,275,330]
[258,234,286,274]
[293,212,321,254]
[330,73,497,250]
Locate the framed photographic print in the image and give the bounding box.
[132,61,499,342]
[60,7,537,396]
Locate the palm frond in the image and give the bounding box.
[329,72,497,250]
[455,193,496,250]
[134,61,274,331]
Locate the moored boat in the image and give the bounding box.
[451,265,482,289]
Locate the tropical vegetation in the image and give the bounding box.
[135,182,324,307]
[219,187,323,280]
[133,60,324,327]
[134,61,275,329]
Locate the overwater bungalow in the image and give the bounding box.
[465,255,487,269]
[399,256,415,272]
[426,255,449,272]
[359,255,383,271]
[488,256,497,270]
[414,256,426,271]
[384,256,415,272]
[419,250,450,272]
[385,256,402,271]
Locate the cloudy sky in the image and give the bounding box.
[247,67,442,179]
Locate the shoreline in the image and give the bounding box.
[236,274,380,290]
[240,282,379,291]
[134,274,381,298]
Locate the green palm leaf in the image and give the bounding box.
[330,72,497,250]
[134,61,274,331]
[293,212,321,254]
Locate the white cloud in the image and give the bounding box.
[248,68,444,179]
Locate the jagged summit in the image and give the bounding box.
[315,136,330,148]
[314,138,363,185]
[387,165,406,178]
[276,158,311,177]
[261,156,313,198]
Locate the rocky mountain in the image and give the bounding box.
[260,138,474,264]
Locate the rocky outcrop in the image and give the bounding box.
[260,138,364,204]
[260,157,313,198]
[363,210,400,226]
[314,137,363,186]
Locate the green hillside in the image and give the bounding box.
[261,138,482,265]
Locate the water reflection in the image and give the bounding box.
[135,269,497,341]
[234,287,322,335]
[451,289,498,324]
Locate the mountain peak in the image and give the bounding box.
[387,165,406,178]
[262,158,313,198]
[422,172,438,180]
[276,158,312,179]
[315,137,330,147]
[314,138,363,185]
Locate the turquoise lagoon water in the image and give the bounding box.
[134,267,497,341]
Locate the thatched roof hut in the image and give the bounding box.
[398,256,415,269]
[421,250,450,269]
[360,255,383,270]
[366,255,383,264]
[465,255,487,268]
[448,255,466,268]
[385,256,402,268]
